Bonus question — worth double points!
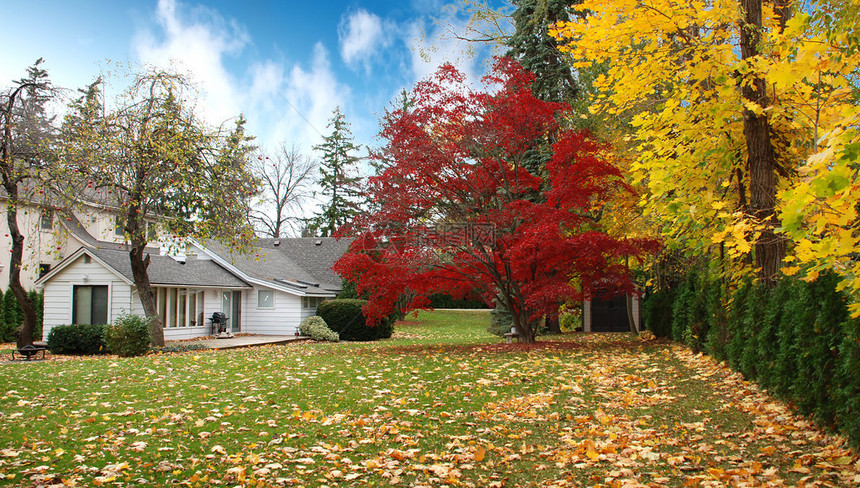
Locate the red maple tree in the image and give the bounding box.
[334,58,658,342]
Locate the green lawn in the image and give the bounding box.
[1,310,857,487]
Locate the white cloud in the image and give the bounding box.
[134,0,249,123]
[338,9,390,72]
[271,43,349,153]
[131,0,351,156]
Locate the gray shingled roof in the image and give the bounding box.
[88,248,250,288]
[59,211,160,253]
[202,237,351,294]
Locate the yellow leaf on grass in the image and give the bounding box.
[586,450,600,461]
[474,446,487,462]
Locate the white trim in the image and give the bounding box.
[35,247,133,286]
[257,289,274,309]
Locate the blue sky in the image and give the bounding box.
[2,0,511,158]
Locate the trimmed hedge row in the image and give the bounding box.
[47,313,152,357]
[643,271,860,448]
[316,299,393,341]
[46,323,107,355]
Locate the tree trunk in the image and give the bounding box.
[2,109,37,348]
[626,293,638,335]
[129,243,164,347]
[740,0,784,286]
[512,310,537,343]
[545,314,561,335]
[5,196,37,348]
[126,204,163,346]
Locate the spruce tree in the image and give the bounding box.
[307,107,363,237]
[505,0,579,104]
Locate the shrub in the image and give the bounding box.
[487,303,513,337]
[836,316,860,449]
[754,280,789,389]
[665,267,860,447]
[642,289,674,338]
[317,299,393,341]
[559,303,582,333]
[0,289,22,342]
[29,290,44,341]
[429,293,489,309]
[738,282,769,379]
[47,323,107,355]
[299,315,339,342]
[106,313,152,357]
[154,343,210,353]
[671,277,694,343]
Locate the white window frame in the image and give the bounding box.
[257,289,274,309]
[302,296,324,310]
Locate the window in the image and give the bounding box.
[114,216,124,237]
[155,287,205,328]
[258,290,274,309]
[40,210,53,230]
[302,297,324,310]
[73,285,108,325]
[146,222,157,241]
[38,263,51,278]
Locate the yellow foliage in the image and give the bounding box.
[554,0,860,302]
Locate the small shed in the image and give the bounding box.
[582,293,641,333]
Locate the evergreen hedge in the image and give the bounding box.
[46,323,108,355]
[0,289,44,342]
[316,299,393,341]
[643,269,860,448]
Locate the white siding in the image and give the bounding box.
[242,288,303,335]
[41,254,130,338]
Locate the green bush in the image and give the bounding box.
[738,282,768,379]
[316,299,393,341]
[0,289,22,342]
[429,293,489,309]
[46,323,107,355]
[154,343,210,353]
[754,280,789,389]
[299,315,339,342]
[795,272,845,426]
[836,316,860,449]
[0,290,44,342]
[671,277,694,343]
[106,313,152,357]
[487,303,513,337]
[666,268,860,447]
[559,303,582,333]
[642,289,674,338]
[29,290,44,341]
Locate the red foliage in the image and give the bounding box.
[334,58,659,339]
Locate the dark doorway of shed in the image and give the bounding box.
[590,294,630,332]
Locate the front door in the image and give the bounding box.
[221,291,241,332]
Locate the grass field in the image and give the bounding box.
[1,310,858,487]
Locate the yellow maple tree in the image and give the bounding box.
[552,0,860,308]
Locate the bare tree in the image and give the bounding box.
[249,144,315,238]
[1,59,56,348]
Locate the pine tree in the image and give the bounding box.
[307,107,363,237]
[505,0,579,104]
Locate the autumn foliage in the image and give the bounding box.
[334,58,658,342]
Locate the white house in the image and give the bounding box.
[0,195,160,292]
[35,237,350,340]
